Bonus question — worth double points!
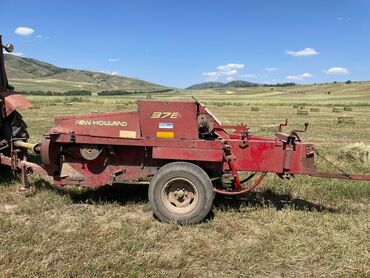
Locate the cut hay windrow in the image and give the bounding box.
[338,116,355,125]
[337,143,370,164]
[251,107,260,111]
[310,107,320,112]
[297,109,309,116]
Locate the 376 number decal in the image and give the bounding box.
[151,112,179,119]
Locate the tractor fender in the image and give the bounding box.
[2,91,32,116]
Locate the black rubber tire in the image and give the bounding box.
[7,111,29,139]
[148,161,215,224]
[1,111,29,156]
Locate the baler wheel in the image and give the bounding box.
[148,162,214,224]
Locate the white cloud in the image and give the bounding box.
[337,16,351,21]
[286,72,313,81]
[99,70,120,76]
[15,27,34,36]
[265,67,279,72]
[202,63,244,81]
[300,73,313,78]
[226,76,234,81]
[239,73,257,78]
[222,69,237,76]
[108,58,120,62]
[324,67,349,75]
[203,71,219,77]
[217,63,244,72]
[286,48,318,57]
[3,51,24,56]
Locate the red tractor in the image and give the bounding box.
[0,36,44,183]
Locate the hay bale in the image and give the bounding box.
[297,109,309,116]
[332,107,342,113]
[343,106,353,111]
[259,124,277,133]
[338,143,370,163]
[293,104,299,109]
[338,116,355,125]
[310,107,320,112]
[63,102,73,106]
[251,107,260,112]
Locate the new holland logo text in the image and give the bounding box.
[75,120,128,127]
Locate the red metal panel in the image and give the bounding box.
[152,146,223,162]
[229,140,315,174]
[50,133,223,149]
[54,111,141,139]
[138,100,199,139]
[229,140,285,173]
[2,91,32,116]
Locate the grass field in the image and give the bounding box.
[1,84,370,277]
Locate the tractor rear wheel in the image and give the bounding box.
[148,162,214,224]
[1,111,29,156]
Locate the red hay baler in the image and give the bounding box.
[32,99,369,224]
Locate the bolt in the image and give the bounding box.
[177,189,185,198]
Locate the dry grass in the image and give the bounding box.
[1,92,370,277]
[338,143,370,164]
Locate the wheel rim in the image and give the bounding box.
[161,177,199,214]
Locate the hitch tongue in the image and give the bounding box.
[13,141,41,154]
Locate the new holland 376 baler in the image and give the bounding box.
[1,36,369,224]
[35,99,369,224]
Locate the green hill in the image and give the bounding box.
[4,54,169,93]
[223,80,259,87]
[186,82,225,90]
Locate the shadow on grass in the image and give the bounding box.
[214,189,337,213]
[32,179,149,205]
[30,178,337,213]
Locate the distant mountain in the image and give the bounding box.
[4,54,169,92]
[223,80,259,87]
[187,80,259,90]
[186,82,225,90]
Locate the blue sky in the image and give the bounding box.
[2,0,370,88]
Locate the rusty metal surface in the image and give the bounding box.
[2,91,32,116]
[311,171,370,181]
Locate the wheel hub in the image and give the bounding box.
[161,177,199,214]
